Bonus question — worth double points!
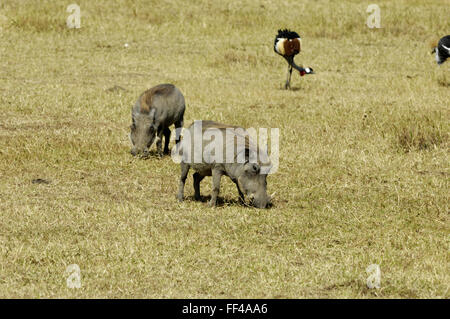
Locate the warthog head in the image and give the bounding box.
[129,109,157,157]
[237,162,271,209]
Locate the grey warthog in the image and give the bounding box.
[130,83,185,157]
[176,120,272,208]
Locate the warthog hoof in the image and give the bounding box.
[208,199,217,207]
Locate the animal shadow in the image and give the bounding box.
[184,195,273,208]
[137,150,171,160]
[278,86,301,91]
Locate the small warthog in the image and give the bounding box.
[176,120,272,208]
[130,83,185,157]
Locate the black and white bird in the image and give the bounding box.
[274,29,314,89]
[432,35,450,65]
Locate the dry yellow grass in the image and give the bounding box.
[0,0,449,298]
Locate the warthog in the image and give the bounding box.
[176,120,272,208]
[130,83,185,157]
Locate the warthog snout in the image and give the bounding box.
[130,147,149,158]
[253,198,270,209]
[250,193,271,209]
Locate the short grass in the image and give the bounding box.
[0,0,449,298]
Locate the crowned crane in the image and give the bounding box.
[432,35,450,65]
[274,29,314,89]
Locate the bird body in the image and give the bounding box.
[274,30,302,56]
[433,35,450,65]
[274,29,313,89]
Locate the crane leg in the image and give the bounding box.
[285,64,293,90]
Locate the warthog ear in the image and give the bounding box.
[149,108,156,120]
[149,109,157,132]
[243,147,259,164]
[244,147,251,161]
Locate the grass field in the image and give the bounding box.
[0,0,449,298]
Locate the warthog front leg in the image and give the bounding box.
[233,179,245,203]
[163,127,171,155]
[177,162,190,202]
[209,168,223,207]
[156,127,164,157]
[193,172,205,201]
